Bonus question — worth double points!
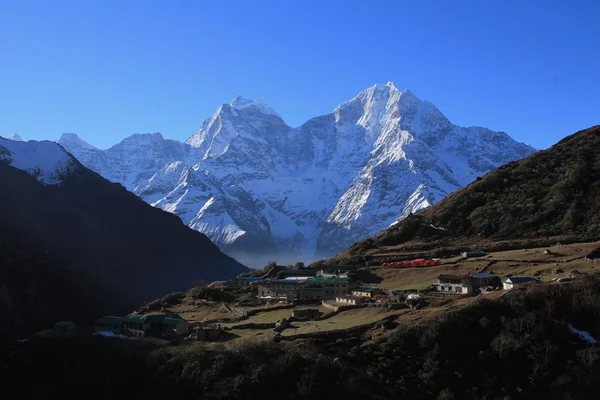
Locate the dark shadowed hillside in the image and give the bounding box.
[4,274,600,400]
[0,142,247,339]
[334,126,600,262]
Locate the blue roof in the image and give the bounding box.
[505,276,540,284]
[236,277,261,281]
[472,272,497,278]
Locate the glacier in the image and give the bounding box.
[55,82,535,267]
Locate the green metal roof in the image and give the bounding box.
[351,286,380,293]
[95,316,123,325]
[305,277,355,285]
[123,314,165,324]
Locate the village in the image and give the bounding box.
[33,242,600,345]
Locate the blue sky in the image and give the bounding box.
[1,0,598,149]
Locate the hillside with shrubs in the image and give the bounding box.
[3,273,600,400]
[338,126,600,261]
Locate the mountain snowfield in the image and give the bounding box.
[53,83,534,266]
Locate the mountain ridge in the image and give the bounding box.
[0,136,248,338]
[56,83,535,266]
[331,125,600,264]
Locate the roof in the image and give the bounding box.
[319,265,355,272]
[351,286,380,293]
[262,279,303,285]
[471,272,498,279]
[305,277,355,285]
[123,314,165,324]
[336,295,364,300]
[283,276,311,281]
[504,276,540,284]
[279,269,317,276]
[95,316,123,325]
[233,277,261,281]
[163,318,187,326]
[437,274,470,280]
[55,321,75,326]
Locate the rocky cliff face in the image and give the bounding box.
[57,83,534,266]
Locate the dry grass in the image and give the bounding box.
[166,302,236,322]
[371,241,599,291]
[288,307,402,334]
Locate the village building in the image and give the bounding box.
[258,279,304,300]
[53,321,77,333]
[227,277,261,289]
[316,265,355,278]
[301,277,357,300]
[470,272,502,288]
[390,290,405,302]
[277,269,317,279]
[94,316,123,334]
[122,314,165,337]
[435,274,474,294]
[350,286,382,298]
[502,276,542,290]
[192,323,223,341]
[162,316,190,336]
[335,295,368,305]
[462,250,486,258]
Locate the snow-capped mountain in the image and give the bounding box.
[8,133,23,141]
[1,136,78,184]
[58,83,535,266]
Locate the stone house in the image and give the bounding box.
[227,277,261,289]
[258,279,304,300]
[122,314,165,337]
[350,286,382,298]
[470,272,502,288]
[502,276,542,290]
[301,277,357,300]
[435,274,474,294]
[193,324,223,341]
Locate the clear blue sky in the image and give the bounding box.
[1,0,598,149]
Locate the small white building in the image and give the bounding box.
[335,295,368,305]
[502,276,541,290]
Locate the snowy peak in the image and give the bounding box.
[57,83,536,265]
[0,137,77,184]
[8,133,23,142]
[229,96,282,119]
[58,133,97,150]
